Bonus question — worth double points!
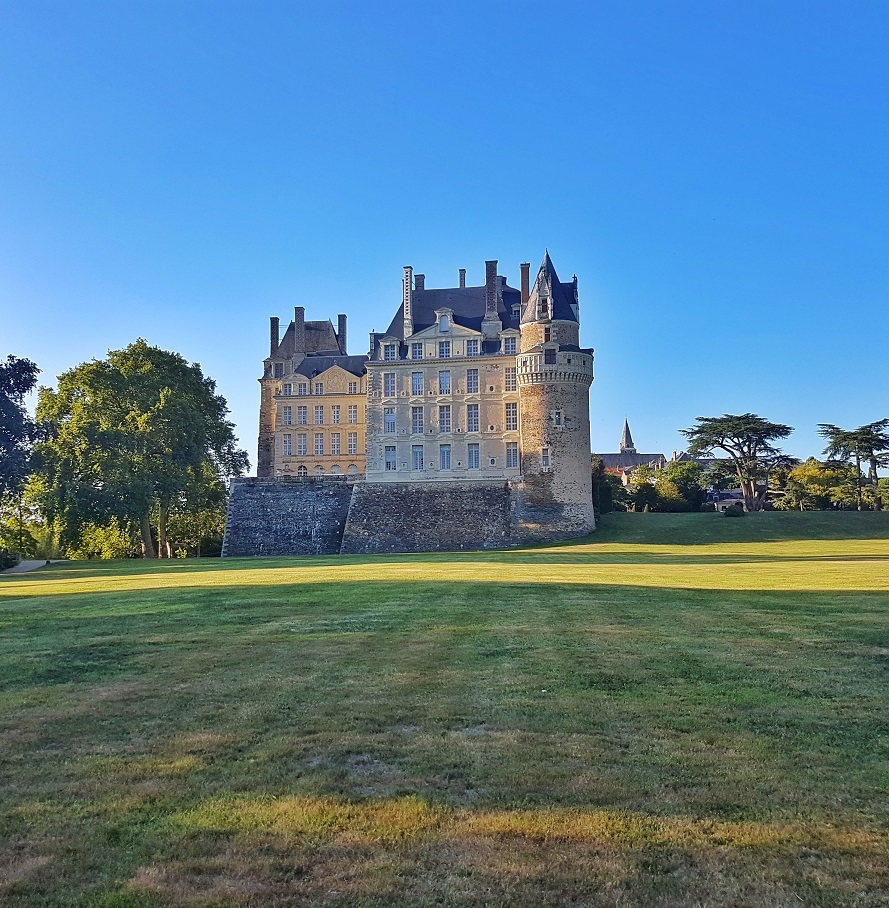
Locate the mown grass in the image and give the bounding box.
[1,511,887,907]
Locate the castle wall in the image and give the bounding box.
[222,477,355,556]
[340,481,513,553]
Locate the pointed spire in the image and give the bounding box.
[521,250,578,324]
[620,420,636,453]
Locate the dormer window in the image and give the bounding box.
[383,343,397,361]
[544,348,557,365]
[439,314,450,332]
[539,297,549,319]
[503,337,516,355]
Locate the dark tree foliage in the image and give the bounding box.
[681,413,793,512]
[819,420,889,511]
[0,355,40,499]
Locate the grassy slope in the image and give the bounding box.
[0,512,887,907]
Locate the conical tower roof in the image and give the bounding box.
[520,251,578,324]
[620,419,636,453]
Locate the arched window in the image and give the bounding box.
[315,465,325,476]
[296,465,308,478]
[439,314,450,332]
[331,465,341,474]
[347,464,358,476]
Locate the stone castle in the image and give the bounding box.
[222,252,596,555]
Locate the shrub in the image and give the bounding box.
[723,503,746,517]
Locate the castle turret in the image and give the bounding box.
[516,252,595,533]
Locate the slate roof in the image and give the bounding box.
[521,251,578,324]
[620,419,635,452]
[276,319,343,357]
[596,452,667,472]
[294,354,368,379]
[383,281,522,340]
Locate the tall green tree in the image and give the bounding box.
[818,421,889,511]
[680,414,793,512]
[0,355,39,499]
[33,340,248,557]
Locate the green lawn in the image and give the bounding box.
[1,512,888,907]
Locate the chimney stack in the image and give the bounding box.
[459,268,466,289]
[337,313,348,354]
[293,306,305,354]
[520,262,531,306]
[415,273,425,292]
[403,266,413,339]
[269,317,280,356]
[484,260,498,317]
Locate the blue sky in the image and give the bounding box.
[2,1,887,467]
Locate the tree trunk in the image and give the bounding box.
[870,458,881,511]
[158,500,171,558]
[855,454,863,511]
[140,513,156,558]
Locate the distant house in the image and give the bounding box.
[594,421,666,483]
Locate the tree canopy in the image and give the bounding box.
[680,413,793,511]
[33,340,248,557]
[818,420,889,511]
[0,355,40,499]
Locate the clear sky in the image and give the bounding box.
[2,1,887,467]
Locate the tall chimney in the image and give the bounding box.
[403,266,413,339]
[270,317,280,356]
[459,268,466,289]
[337,314,347,354]
[415,273,425,291]
[293,306,305,354]
[520,262,531,306]
[484,260,498,317]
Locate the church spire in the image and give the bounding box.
[620,419,636,453]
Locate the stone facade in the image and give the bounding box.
[229,252,596,556]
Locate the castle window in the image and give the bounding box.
[385,446,397,471]
[283,406,292,426]
[411,406,424,434]
[331,433,341,455]
[383,343,396,361]
[384,407,396,433]
[330,465,341,474]
[505,402,518,431]
[315,433,324,455]
[439,315,450,332]
[297,465,308,478]
[439,405,451,433]
[348,405,358,424]
[506,442,518,468]
[383,373,395,396]
[411,342,423,360]
[468,443,480,470]
[348,381,358,394]
[332,405,341,424]
[314,405,324,425]
[541,447,551,468]
[274,363,284,378]
[315,466,324,476]
[505,367,516,392]
[314,382,324,395]
[439,444,451,470]
[412,445,424,471]
[412,372,423,396]
[348,432,358,455]
[539,298,549,318]
[503,337,516,355]
[466,403,479,433]
[466,368,479,394]
[283,383,292,396]
[466,339,479,357]
[544,327,551,342]
[297,433,307,455]
[552,410,563,427]
[544,348,557,365]
[439,340,451,358]
[283,434,292,456]
[438,370,451,394]
[347,464,358,476]
[298,383,308,396]
[297,406,308,425]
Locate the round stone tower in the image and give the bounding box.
[516,252,595,535]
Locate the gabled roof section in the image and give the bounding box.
[384,280,522,340]
[521,251,578,324]
[294,354,367,379]
[276,319,342,358]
